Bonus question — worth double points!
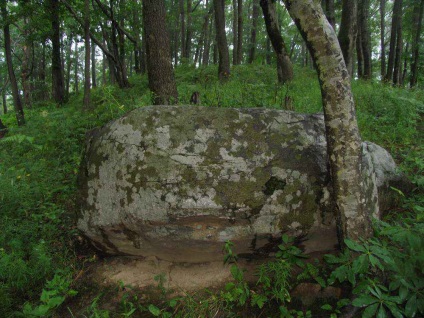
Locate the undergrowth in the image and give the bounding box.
[0,64,422,317]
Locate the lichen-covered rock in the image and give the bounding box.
[77,106,409,262]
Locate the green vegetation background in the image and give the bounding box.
[0,65,423,317]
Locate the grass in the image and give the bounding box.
[0,64,422,317]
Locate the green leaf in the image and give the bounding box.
[148,304,161,317]
[352,254,369,273]
[168,298,178,308]
[362,303,379,318]
[376,305,387,318]
[386,303,403,318]
[405,294,417,317]
[352,295,378,307]
[47,296,65,308]
[345,239,366,253]
[321,304,333,311]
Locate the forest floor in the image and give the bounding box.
[1,65,423,317]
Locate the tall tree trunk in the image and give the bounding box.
[260,0,293,84]
[179,0,186,62]
[51,0,65,105]
[356,30,364,78]
[380,0,386,79]
[185,0,192,60]
[323,0,335,29]
[21,3,32,109]
[65,35,73,96]
[338,0,358,77]
[410,0,424,88]
[92,43,97,87]
[1,0,25,125]
[232,0,238,65]
[196,1,213,66]
[2,89,7,114]
[386,0,402,82]
[283,0,373,243]
[237,0,243,64]
[102,52,107,85]
[248,0,259,64]
[213,0,230,81]
[143,0,178,105]
[393,4,403,86]
[83,0,91,109]
[202,4,213,66]
[358,0,372,79]
[401,43,408,85]
[74,41,79,93]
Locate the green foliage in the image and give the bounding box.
[325,213,424,318]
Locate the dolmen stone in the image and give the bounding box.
[77,106,411,262]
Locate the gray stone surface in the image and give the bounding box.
[77,106,410,262]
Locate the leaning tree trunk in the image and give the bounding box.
[282,0,372,243]
[1,0,25,125]
[143,0,178,105]
[213,0,230,81]
[410,0,424,88]
[260,0,293,84]
[338,0,358,77]
[51,0,65,105]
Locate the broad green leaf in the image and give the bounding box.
[321,304,333,311]
[148,304,161,316]
[386,303,403,318]
[405,294,417,317]
[376,305,387,318]
[352,295,378,307]
[47,296,65,307]
[345,239,366,253]
[362,303,379,318]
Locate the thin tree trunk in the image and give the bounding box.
[401,43,408,85]
[180,0,186,62]
[202,3,213,66]
[237,0,243,64]
[248,0,259,64]
[410,0,424,88]
[283,0,373,243]
[232,0,238,65]
[102,52,107,85]
[2,89,7,114]
[358,0,371,79]
[393,4,403,86]
[51,0,65,105]
[21,5,32,109]
[92,43,97,87]
[356,30,364,78]
[65,35,73,96]
[1,0,25,125]
[380,0,386,79]
[185,0,192,60]
[143,0,178,104]
[213,0,230,81]
[323,0,335,29]
[338,0,358,77]
[386,0,402,82]
[260,0,294,84]
[83,0,91,109]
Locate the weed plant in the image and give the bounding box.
[0,64,422,317]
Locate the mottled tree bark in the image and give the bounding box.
[283,0,372,243]
[260,0,293,84]
[83,0,91,109]
[248,0,259,64]
[410,0,424,88]
[143,0,178,105]
[51,0,65,105]
[338,0,358,77]
[213,0,230,81]
[1,0,25,125]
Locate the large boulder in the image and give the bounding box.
[77,106,410,262]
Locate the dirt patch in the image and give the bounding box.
[94,256,266,293]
